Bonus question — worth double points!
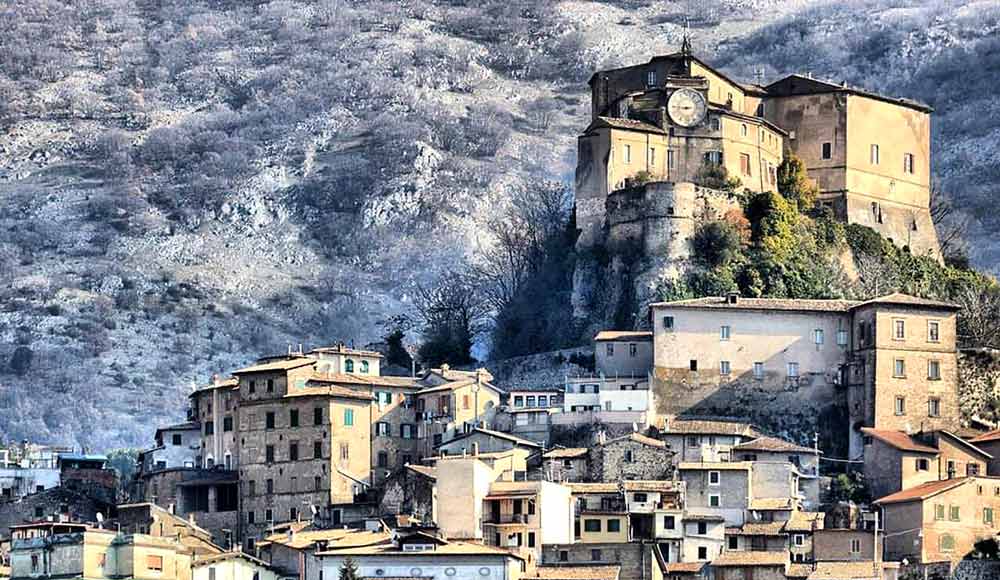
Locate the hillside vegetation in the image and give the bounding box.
[0,0,997,449]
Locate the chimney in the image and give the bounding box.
[212,374,220,386]
[471,442,480,456]
[726,292,740,305]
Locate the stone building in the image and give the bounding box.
[861,428,990,501]
[650,293,961,459]
[190,377,240,470]
[541,542,663,580]
[233,356,374,544]
[541,448,589,483]
[660,418,761,463]
[0,488,110,541]
[414,367,502,457]
[589,433,673,482]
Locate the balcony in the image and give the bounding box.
[484,513,530,525]
[576,499,627,515]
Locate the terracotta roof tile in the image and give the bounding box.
[784,511,824,532]
[233,357,314,374]
[733,521,787,536]
[855,292,959,311]
[807,561,884,579]
[970,428,1000,444]
[733,436,819,454]
[663,419,760,437]
[861,429,937,454]
[284,384,374,401]
[405,464,436,480]
[532,564,621,580]
[749,498,795,511]
[787,563,812,578]
[590,116,667,135]
[309,374,418,388]
[650,296,860,313]
[543,448,589,459]
[711,551,788,567]
[664,562,706,573]
[604,432,666,448]
[873,477,969,505]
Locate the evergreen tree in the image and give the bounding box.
[776,154,819,211]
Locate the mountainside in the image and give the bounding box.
[0,0,997,450]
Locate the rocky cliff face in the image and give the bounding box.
[1,0,996,450]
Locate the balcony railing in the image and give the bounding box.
[484,513,529,524]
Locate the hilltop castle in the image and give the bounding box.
[572,47,941,320]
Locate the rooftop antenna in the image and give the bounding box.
[754,67,765,86]
[680,18,692,55]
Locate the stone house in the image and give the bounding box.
[679,462,751,526]
[257,528,384,580]
[709,550,788,580]
[783,511,825,564]
[567,481,683,547]
[812,528,880,563]
[861,428,990,501]
[541,542,663,580]
[190,377,240,470]
[436,427,541,461]
[660,418,761,463]
[594,331,654,377]
[113,503,221,555]
[650,293,961,459]
[541,448,589,482]
[377,464,435,524]
[589,433,673,482]
[875,476,1000,564]
[191,551,280,580]
[0,488,110,542]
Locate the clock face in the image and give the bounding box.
[667,88,707,128]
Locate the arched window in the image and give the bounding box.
[345,359,355,373]
[940,534,955,552]
[206,456,214,469]
[360,361,370,374]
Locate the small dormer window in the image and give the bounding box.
[647,71,656,86]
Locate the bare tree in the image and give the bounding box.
[473,181,570,312]
[853,253,900,299]
[414,272,489,366]
[956,284,1000,349]
[930,183,970,263]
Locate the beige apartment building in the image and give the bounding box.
[415,367,502,456]
[650,293,961,458]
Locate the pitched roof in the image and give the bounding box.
[650,296,860,313]
[733,521,787,536]
[543,448,589,459]
[935,430,993,459]
[861,429,937,454]
[155,422,199,436]
[682,511,726,522]
[191,377,240,395]
[405,464,436,480]
[604,432,666,448]
[733,436,819,454]
[316,539,523,559]
[309,374,418,388]
[971,428,1000,444]
[855,292,959,311]
[664,562,706,574]
[711,551,788,567]
[765,74,933,114]
[749,498,796,511]
[193,551,273,569]
[783,511,824,532]
[807,561,884,579]
[531,564,621,580]
[417,379,503,396]
[679,461,752,471]
[587,116,668,135]
[873,477,969,505]
[663,418,760,437]
[435,427,541,449]
[787,563,813,578]
[259,529,387,550]
[233,357,314,374]
[284,384,374,401]
[594,330,653,342]
[309,344,384,358]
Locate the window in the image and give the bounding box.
[787,362,799,378]
[607,519,621,533]
[667,149,676,169]
[31,554,39,573]
[928,398,941,418]
[949,505,960,521]
[375,422,390,436]
[172,434,182,446]
[266,379,274,393]
[528,532,536,548]
[623,144,631,164]
[709,494,721,507]
[147,555,164,572]
[934,504,945,520]
[400,424,416,439]
[821,142,832,159]
[740,124,748,137]
[462,394,471,410]
[247,511,256,524]
[753,362,764,380]
[698,546,708,560]
[893,359,906,378]
[709,471,721,485]
[289,442,299,461]
[223,417,233,432]
[265,445,275,463]
[940,534,955,552]
[606,343,614,357]
[584,519,601,532]
[648,147,656,166]
[985,508,994,525]
[928,360,941,380]
[248,380,256,394]
[266,412,275,429]
[290,409,299,427]
[265,508,273,522]
[538,395,548,407]
[711,117,721,131]
[894,319,906,340]
[704,151,723,165]
[266,478,274,494]
[728,535,738,550]
[968,463,981,476]
[894,396,906,415]
[624,450,634,463]
[837,329,849,346]
[814,329,824,345]
[377,452,388,468]
[947,460,956,476]
[629,343,637,357]
[720,361,731,375]
[360,360,370,374]
[647,71,656,86]
[870,144,879,165]
[663,316,674,330]
[290,507,298,521]
[514,395,524,407]
[344,408,354,426]
[687,436,699,447]
[314,440,323,459]
[690,360,698,371]
[664,515,675,529]
[794,534,804,546]
[375,391,392,405]
[340,443,350,460]
[204,421,214,435]
[916,458,930,471]
[315,475,323,491]
[345,359,355,372]
[720,325,731,341]
[314,407,323,425]
[850,539,861,553]
[559,551,568,562]
[740,152,751,176]
[903,153,914,174]
[928,321,940,342]
[591,549,602,561]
